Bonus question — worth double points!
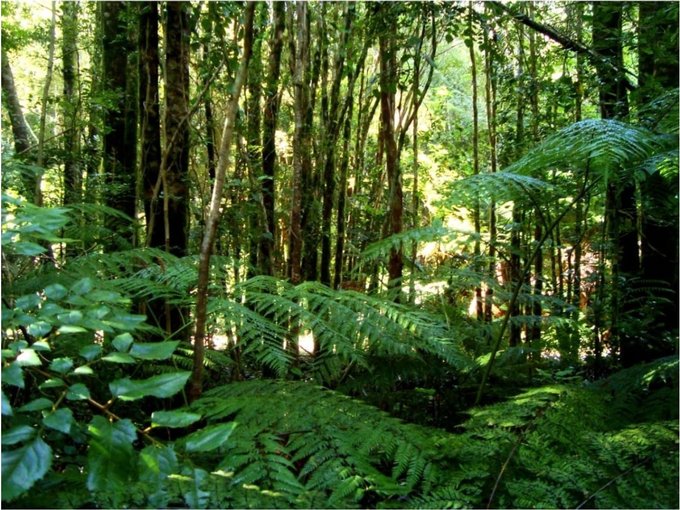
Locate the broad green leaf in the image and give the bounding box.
[16,349,41,367]
[26,321,51,338]
[112,333,134,352]
[139,445,179,484]
[39,378,65,390]
[151,410,202,429]
[109,371,190,401]
[101,352,136,364]
[49,357,74,374]
[15,293,40,310]
[42,408,74,434]
[79,344,102,361]
[87,416,137,496]
[66,383,90,401]
[32,340,51,351]
[18,398,53,412]
[8,340,29,354]
[72,366,94,375]
[2,390,13,416]
[2,425,35,445]
[184,422,237,453]
[130,341,179,360]
[1,437,52,501]
[57,325,88,334]
[71,277,94,295]
[57,310,84,325]
[44,284,68,300]
[2,362,24,388]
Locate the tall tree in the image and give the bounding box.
[61,1,80,208]
[162,1,191,257]
[377,2,403,297]
[592,1,638,367]
[260,2,286,276]
[190,3,256,402]
[288,2,312,284]
[1,48,38,201]
[101,1,136,248]
[637,1,679,336]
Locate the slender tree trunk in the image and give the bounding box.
[61,1,81,209]
[190,4,255,402]
[1,49,38,200]
[246,4,265,279]
[260,1,285,277]
[483,19,498,322]
[377,3,403,297]
[468,4,484,321]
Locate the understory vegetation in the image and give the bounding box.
[2,1,678,508]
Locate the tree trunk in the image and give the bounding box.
[637,1,679,335]
[592,1,639,367]
[377,3,403,297]
[190,3,255,402]
[163,1,191,257]
[1,48,38,200]
[288,3,312,284]
[101,1,136,248]
[139,1,162,248]
[468,4,484,321]
[61,1,81,209]
[260,2,285,277]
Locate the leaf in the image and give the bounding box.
[2,390,13,416]
[32,340,51,351]
[2,362,24,388]
[16,349,42,367]
[139,445,179,484]
[57,310,84,325]
[151,410,202,429]
[49,357,74,374]
[18,398,53,412]
[42,408,74,434]
[101,352,136,364]
[13,241,46,256]
[79,344,102,361]
[15,293,40,310]
[44,283,68,300]
[1,437,52,501]
[57,325,88,334]
[112,332,134,352]
[87,416,137,496]
[66,383,91,401]
[39,378,65,390]
[130,341,179,360]
[2,425,36,445]
[71,277,94,295]
[180,466,210,509]
[184,422,237,452]
[26,321,52,338]
[72,365,94,375]
[109,371,190,401]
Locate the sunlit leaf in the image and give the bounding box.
[151,410,202,429]
[130,341,179,360]
[109,371,191,401]
[184,422,237,452]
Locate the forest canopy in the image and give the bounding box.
[1,1,678,508]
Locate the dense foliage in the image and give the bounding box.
[2,1,678,508]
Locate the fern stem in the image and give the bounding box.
[575,457,651,509]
